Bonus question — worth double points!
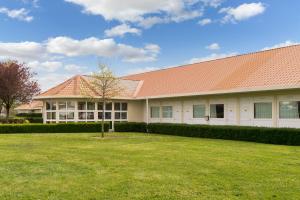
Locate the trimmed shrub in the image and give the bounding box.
[115,122,147,133]
[16,113,42,118]
[0,123,109,134]
[147,123,300,146]
[0,118,27,124]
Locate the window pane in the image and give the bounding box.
[122,103,128,111]
[46,102,51,110]
[98,112,103,119]
[121,112,127,119]
[59,112,67,120]
[193,105,205,118]
[52,112,56,120]
[279,101,300,119]
[87,112,94,120]
[87,102,95,110]
[52,102,56,110]
[150,107,160,118]
[98,102,103,110]
[67,112,74,120]
[254,103,272,119]
[78,102,86,110]
[105,112,111,119]
[162,106,172,118]
[67,101,75,110]
[79,112,86,120]
[47,112,52,120]
[115,112,121,119]
[210,104,224,118]
[58,102,67,110]
[105,103,112,110]
[114,103,121,111]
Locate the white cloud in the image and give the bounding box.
[206,43,220,50]
[0,7,33,22]
[261,40,299,51]
[0,41,46,61]
[201,0,223,8]
[47,36,160,63]
[64,64,87,73]
[198,18,212,26]
[105,24,141,37]
[38,73,74,91]
[187,52,238,64]
[28,61,63,72]
[220,2,266,23]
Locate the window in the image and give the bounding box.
[105,112,111,119]
[106,102,112,110]
[114,102,128,120]
[193,105,205,118]
[210,104,224,118]
[78,102,86,110]
[46,102,56,110]
[121,112,127,119]
[279,101,300,119]
[254,102,272,119]
[67,112,74,120]
[58,102,67,110]
[115,112,121,120]
[47,112,56,120]
[98,102,103,110]
[122,103,127,111]
[98,112,103,119]
[87,102,95,110]
[67,101,75,110]
[79,112,86,120]
[87,112,94,120]
[114,103,121,111]
[59,112,67,120]
[162,106,173,118]
[150,107,160,118]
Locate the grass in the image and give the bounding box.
[0,133,299,200]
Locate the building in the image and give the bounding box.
[14,101,43,114]
[34,45,300,129]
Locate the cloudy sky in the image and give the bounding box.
[0,0,299,91]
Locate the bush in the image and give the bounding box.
[0,118,27,124]
[16,113,42,118]
[147,123,300,146]
[115,122,147,133]
[0,123,109,134]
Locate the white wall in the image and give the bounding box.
[142,90,300,129]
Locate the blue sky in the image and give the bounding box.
[0,0,299,90]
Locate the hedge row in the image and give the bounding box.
[115,122,300,146]
[16,113,42,118]
[115,122,147,133]
[0,123,109,134]
[0,118,27,124]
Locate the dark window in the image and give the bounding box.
[115,112,121,119]
[210,104,224,118]
[98,102,103,110]
[121,112,127,119]
[78,102,86,110]
[106,103,112,110]
[114,103,121,111]
[98,112,103,119]
[122,103,128,111]
[105,112,111,119]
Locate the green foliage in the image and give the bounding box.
[147,123,300,146]
[0,123,109,134]
[114,122,147,133]
[0,118,27,124]
[16,113,42,118]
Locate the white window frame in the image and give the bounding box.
[162,106,173,118]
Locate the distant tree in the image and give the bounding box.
[0,61,40,119]
[89,64,123,138]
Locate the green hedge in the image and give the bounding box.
[147,123,300,146]
[0,123,109,134]
[16,113,42,118]
[115,122,147,133]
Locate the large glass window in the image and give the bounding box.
[210,104,224,118]
[78,102,86,110]
[58,102,67,110]
[279,101,300,119]
[79,112,86,120]
[59,112,67,120]
[114,102,128,120]
[87,112,94,120]
[254,102,272,119]
[162,106,173,118]
[46,102,56,110]
[106,102,112,110]
[98,102,103,110]
[47,112,56,120]
[193,105,205,118]
[67,112,75,120]
[67,101,75,110]
[150,107,160,118]
[87,102,95,110]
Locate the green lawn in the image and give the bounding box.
[0,133,299,200]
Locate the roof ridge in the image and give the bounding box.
[123,44,300,78]
[39,75,78,95]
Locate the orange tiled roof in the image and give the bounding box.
[35,75,141,99]
[15,101,43,110]
[123,45,300,98]
[36,45,300,100]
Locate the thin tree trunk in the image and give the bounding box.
[102,97,105,138]
[5,104,10,119]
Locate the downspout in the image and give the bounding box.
[146,98,149,133]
